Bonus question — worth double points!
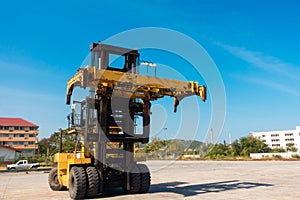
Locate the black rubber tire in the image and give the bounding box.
[137,164,151,193]
[86,166,99,198]
[48,167,65,191]
[69,166,87,199]
[123,164,141,194]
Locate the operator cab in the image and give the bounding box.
[90,42,140,74]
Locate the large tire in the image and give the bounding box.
[137,164,151,193]
[123,164,141,194]
[69,166,87,199]
[86,166,99,198]
[48,167,65,191]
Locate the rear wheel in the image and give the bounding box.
[48,167,66,191]
[137,164,151,193]
[86,166,99,198]
[123,164,141,194]
[69,166,87,199]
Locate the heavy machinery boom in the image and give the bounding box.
[66,66,206,112]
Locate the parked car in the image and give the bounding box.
[7,160,40,170]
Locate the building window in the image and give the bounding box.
[23,149,33,153]
[262,135,266,137]
[29,134,35,137]
[19,134,25,137]
[271,134,279,137]
[285,138,294,141]
[272,144,280,147]
[271,139,280,142]
[13,134,19,137]
[1,134,9,137]
[14,126,19,130]
[285,133,293,137]
[12,141,25,145]
[28,141,35,145]
[4,126,9,130]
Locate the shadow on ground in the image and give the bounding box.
[97,180,273,199]
[149,180,273,197]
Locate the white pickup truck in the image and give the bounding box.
[7,160,40,170]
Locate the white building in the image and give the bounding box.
[250,126,300,150]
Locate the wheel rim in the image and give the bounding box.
[70,176,75,188]
[53,174,59,185]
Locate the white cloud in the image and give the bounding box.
[216,42,300,80]
[236,76,300,98]
[215,42,300,98]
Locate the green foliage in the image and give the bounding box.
[33,128,77,166]
[272,154,282,159]
[144,138,214,159]
[271,147,286,153]
[286,143,297,152]
[237,136,271,157]
[144,137,166,153]
[206,142,230,158]
[144,137,167,158]
[205,136,271,159]
[166,140,185,157]
[291,154,300,159]
[37,129,77,157]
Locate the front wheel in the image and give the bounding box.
[69,166,87,199]
[86,166,100,198]
[48,167,66,191]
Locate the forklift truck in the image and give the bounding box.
[48,42,206,199]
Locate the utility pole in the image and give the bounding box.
[210,128,214,144]
[163,127,168,159]
[59,128,63,153]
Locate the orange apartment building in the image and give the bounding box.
[0,117,39,157]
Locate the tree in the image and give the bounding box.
[167,140,185,157]
[206,142,230,158]
[233,136,271,157]
[144,137,167,158]
[205,136,271,159]
[37,128,77,157]
[272,147,286,153]
[286,143,297,152]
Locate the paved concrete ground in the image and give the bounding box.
[0,160,300,200]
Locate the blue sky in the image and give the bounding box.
[1,0,300,143]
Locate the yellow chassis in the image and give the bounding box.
[54,152,91,187]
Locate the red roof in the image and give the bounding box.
[0,118,38,127]
[0,144,22,152]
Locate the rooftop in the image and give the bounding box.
[0,118,38,127]
[251,126,300,134]
[0,144,22,152]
